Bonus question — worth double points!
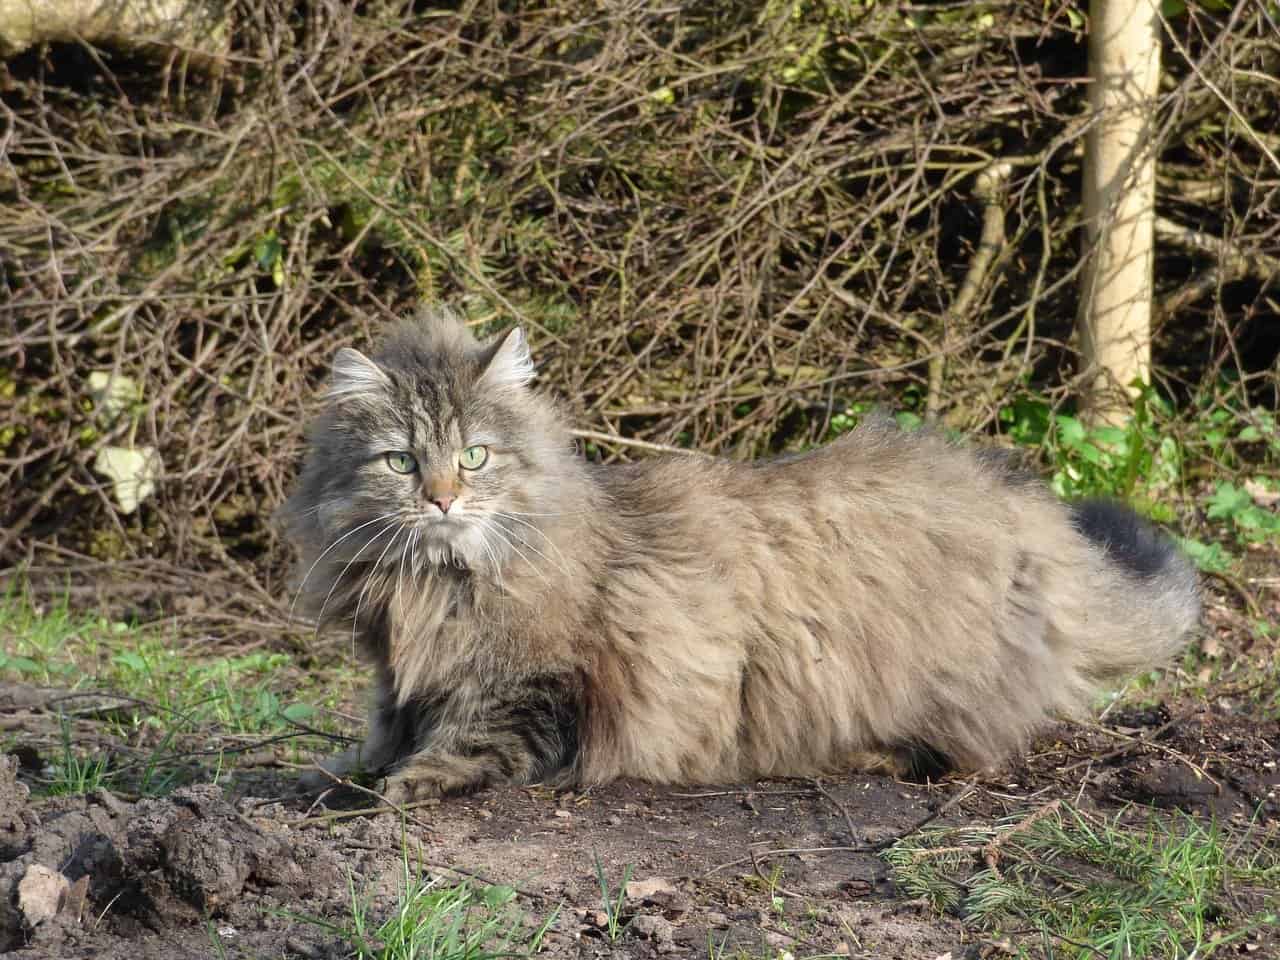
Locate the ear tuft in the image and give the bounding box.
[479,326,535,390]
[327,347,390,402]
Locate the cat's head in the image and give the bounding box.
[283,308,574,581]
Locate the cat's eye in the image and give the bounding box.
[385,451,418,474]
[459,445,489,470]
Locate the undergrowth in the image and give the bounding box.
[884,802,1280,958]
[0,584,352,794]
[829,380,1280,579]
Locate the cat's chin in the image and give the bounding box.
[417,520,489,572]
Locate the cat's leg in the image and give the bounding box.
[380,674,580,802]
[299,674,407,792]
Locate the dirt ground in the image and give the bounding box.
[2,596,1279,960]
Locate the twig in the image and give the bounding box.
[749,846,804,900]
[708,778,980,876]
[1068,720,1221,792]
[925,160,1012,421]
[982,800,1060,877]
[810,778,858,843]
[569,429,710,459]
[1154,216,1280,288]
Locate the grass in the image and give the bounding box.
[44,717,112,795]
[592,852,633,942]
[883,801,1280,958]
[0,583,355,795]
[285,839,556,960]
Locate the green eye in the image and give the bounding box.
[385,451,418,474]
[459,445,489,470]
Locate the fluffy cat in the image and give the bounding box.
[282,308,1200,801]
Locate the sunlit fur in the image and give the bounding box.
[282,308,1201,800]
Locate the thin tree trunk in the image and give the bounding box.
[1079,0,1163,426]
[0,0,227,63]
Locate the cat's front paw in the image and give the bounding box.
[380,754,490,803]
[378,770,446,805]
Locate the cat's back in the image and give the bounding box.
[592,417,1052,549]
[581,418,1067,651]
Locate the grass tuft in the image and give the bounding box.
[285,838,556,960]
[883,802,1279,958]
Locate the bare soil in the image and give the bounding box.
[2,572,1278,960]
[3,679,1278,960]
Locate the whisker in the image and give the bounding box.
[474,526,507,632]
[495,509,576,518]
[352,522,408,655]
[490,518,571,580]
[396,522,415,625]
[492,511,574,573]
[289,512,400,622]
[474,515,551,586]
[314,517,401,635]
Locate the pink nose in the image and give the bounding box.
[431,494,454,514]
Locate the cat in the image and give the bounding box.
[282,307,1200,802]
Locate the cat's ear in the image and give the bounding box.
[479,326,534,391]
[326,347,390,402]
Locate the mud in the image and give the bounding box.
[2,695,1278,960]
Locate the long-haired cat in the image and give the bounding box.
[282,308,1199,801]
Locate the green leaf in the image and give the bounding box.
[1000,397,1051,446]
[253,232,282,270]
[1055,415,1086,447]
[0,655,41,675]
[1075,442,1106,467]
[112,651,150,673]
[894,411,923,431]
[1176,538,1231,574]
[481,884,517,908]
[1205,483,1252,520]
[1090,426,1129,448]
[281,702,316,723]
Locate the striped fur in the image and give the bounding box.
[282,309,1200,801]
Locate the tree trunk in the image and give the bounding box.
[1079,0,1162,426]
[0,0,227,64]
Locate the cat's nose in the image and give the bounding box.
[431,494,455,515]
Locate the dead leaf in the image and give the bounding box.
[87,371,141,424]
[93,445,161,513]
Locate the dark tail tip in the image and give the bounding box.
[1068,499,1180,580]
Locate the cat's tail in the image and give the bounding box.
[1065,498,1201,681]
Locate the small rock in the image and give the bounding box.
[17,864,69,928]
[630,915,675,943]
[625,877,678,902]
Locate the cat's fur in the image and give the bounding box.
[282,308,1200,801]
